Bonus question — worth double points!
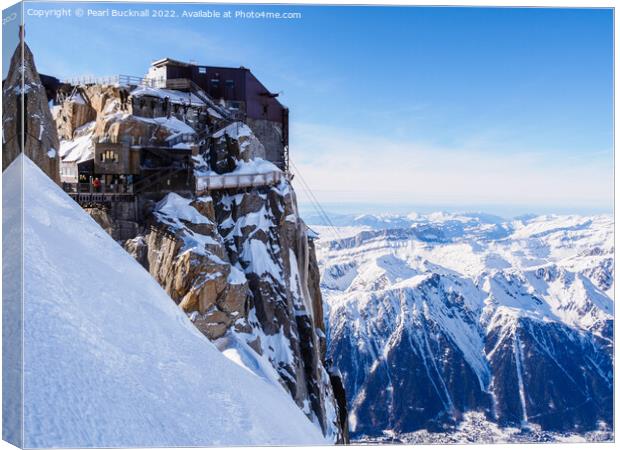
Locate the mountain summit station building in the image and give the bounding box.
[146,58,289,169]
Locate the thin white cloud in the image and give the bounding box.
[290,122,613,211]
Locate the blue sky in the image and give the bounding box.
[18,3,614,216]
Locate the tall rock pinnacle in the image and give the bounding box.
[2,27,60,183]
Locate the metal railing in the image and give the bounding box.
[155,77,231,118]
[63,75,234,120]
[63,182,134,195]
[63,74,159,87]
[166,132,198,147]
[195,170,283,193]
[68,192,136,206]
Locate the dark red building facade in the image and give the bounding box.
[147,58,289,168]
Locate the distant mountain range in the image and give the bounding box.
[312,212,613,442]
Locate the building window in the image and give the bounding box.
[198,67,207,74]
[100,150,119,163]
[225,80,234,87]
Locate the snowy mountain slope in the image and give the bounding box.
[13,155,326,448]
[51,82,345,442]
[2,155,24,447]
[316,212,613,441]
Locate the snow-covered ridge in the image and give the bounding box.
[318,211,613,440]
[14,155,326,447]
[315,212,613,299]
[310,211,610,243]
[319,212,613,336]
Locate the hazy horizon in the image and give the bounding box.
[298,200,614,223]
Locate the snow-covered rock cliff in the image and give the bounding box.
[127,154,343,440]
[10,155,327,447]
[2,40,59,182]
[51,83,346,442]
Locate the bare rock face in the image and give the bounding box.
[53,84,179,147]
[53,92,96,141]
[124,194,250,340]
[2,40,60,183]
[307,239,327,353]
[82,85,127,116]
[209,182,343,441]
[125,121,345,440]
[84,207,119,238]
[126,180,344,441]
[123,235,148,267]
[96,111,170,145]
[209,133,239,174]
[209,122,266,173]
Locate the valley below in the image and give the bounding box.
[309,211,614,443]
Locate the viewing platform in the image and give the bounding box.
[62,74,157,87]
[195,170,283,194]
[63,183,135,204]
[67,192,136,208]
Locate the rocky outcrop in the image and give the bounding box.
[123,141,344,440]
[128,181,344,441]
[53,91,96,141]
[210,122,266,173]
[85,207,119,238]
[2,39,60,182]
[54,84,180,146]
[124,194,250,341]
[308,239,326,334]
[329,369,350,443]
[212,183,341,436]
[96,113,174,146]
[194,135,342,439]
[85,204,139,242]
[52,80,346,442]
